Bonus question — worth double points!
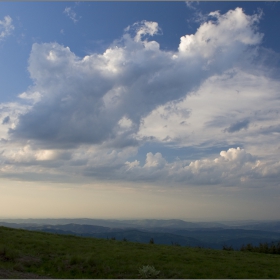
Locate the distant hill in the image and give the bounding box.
[0,218,218,229]
[1,220,280,250]
[1,218,280,231]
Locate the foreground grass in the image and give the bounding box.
[0,226,280,278]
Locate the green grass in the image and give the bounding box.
[0,226,280,278]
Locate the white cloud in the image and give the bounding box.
[144,152,167,168]
[219,147,254,163]
[0,15,14,41]
[179,8,263,59]
[130,20,161,42]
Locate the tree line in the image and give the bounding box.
[223,241,280,254]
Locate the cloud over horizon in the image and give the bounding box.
[0,7,280,190]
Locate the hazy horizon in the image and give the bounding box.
[1,217,280,223]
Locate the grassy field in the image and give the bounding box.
[0,226,280,279]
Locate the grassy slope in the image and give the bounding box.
[0,226,280,279]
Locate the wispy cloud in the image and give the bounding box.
[185,1,208,23]
[185,1,199,10]
[63,7,79,23]
[0,15,14,41]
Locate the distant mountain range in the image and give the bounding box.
[1,218,280,250]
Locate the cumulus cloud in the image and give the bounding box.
[8,8,263,151]
[0,15,14,41]
[179,8,263,59]
[123,147,280,187]
[144,152,167,168]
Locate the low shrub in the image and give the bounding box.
[138,265,160,279]
[223,245,234,251]
[240,241,280,254]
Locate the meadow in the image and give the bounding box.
[0,226,280,279]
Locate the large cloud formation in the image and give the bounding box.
[1,7,280,188]
[9,8,262,149]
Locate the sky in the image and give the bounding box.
[0,1,280,221]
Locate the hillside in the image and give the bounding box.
[1,226,280,278]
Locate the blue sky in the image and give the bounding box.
[0,1,280,221]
